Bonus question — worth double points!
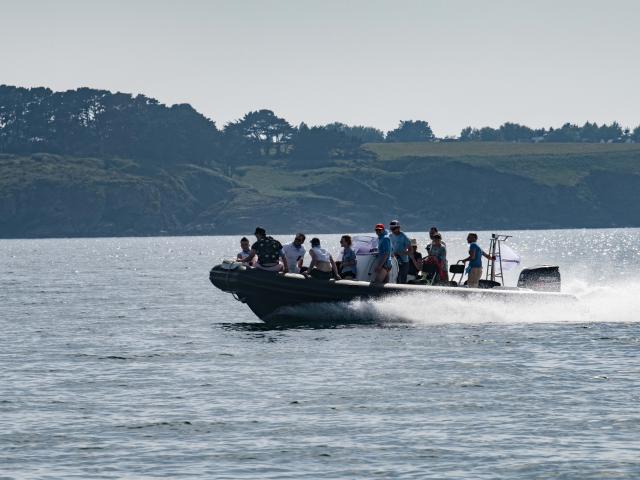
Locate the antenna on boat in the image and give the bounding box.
[486,234,512,285]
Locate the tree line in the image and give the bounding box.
[459,121,639,143]
[1,85,639,168]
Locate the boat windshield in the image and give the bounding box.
[352,235,379,255]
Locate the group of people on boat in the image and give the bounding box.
[235,222,495,288]
[237,228,343,280]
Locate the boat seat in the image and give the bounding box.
[449,264,465,274]
[422,262,439,285]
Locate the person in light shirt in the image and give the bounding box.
[389,219,417,284]
[306,238,341,280]
[280,233,306,274]
[236,237,253,265]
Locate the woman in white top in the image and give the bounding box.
[307,238,341,280]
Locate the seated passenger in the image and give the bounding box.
[426,226,446,254]
[307,238,341,280]
[426,233,448,282]
[281,233,306,274]
[236,237,253,264]
[373,224,392,284]
[339,235,357,279]
[407,238,423,282]
[237,227,288,272]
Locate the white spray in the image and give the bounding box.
[276,280,640,325]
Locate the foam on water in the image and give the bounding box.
[276,279,640,326]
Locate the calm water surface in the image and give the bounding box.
[2,229,640,479]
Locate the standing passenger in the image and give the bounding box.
[459,233,495,288]
[339,235,357,279]
[388,220,414,284]
[373,224,392,284]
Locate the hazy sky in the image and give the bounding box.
[1,0,639,136]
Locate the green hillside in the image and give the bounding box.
[365,142,640,186]
[2,141,640,238]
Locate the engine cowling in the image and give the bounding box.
[517,265,561,292]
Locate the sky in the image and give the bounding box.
[1,0,639,136]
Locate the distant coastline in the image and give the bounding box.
[1,85,639,239]
[2,142,640,239]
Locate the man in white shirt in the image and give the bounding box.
[281,233,306,274]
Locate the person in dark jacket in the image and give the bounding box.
[407,238,423,281]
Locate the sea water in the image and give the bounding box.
[1,229,640,479]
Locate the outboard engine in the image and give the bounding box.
[350,235,398,283]
[517,265,561,292]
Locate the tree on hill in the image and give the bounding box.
[478,126,499,141]
[632,126,640,142]
[324,122,385,143]
[597,122,623,142]
[579,122,600,142]
[460,123,534,142]
[386,120,434,142]
[459,121,629,143]
[0,85,221,165]
[459,126,480,141]
[222,109,293,159]
[499,122,534,142]
[289,123,362,166]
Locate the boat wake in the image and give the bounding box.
[271,279,640,326]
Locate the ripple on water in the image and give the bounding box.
[1,232,640,478]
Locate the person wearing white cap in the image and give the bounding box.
[388,219,417,284]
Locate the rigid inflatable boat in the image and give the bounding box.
[209,234,575,324]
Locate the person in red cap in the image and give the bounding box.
[372,223,392,283]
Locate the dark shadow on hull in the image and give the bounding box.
[260,302,381,328]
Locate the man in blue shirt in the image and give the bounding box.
[459,233,495,288]
[373,223,392,284]
[388,219,417,284]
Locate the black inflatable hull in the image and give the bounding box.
[209,264,575,324]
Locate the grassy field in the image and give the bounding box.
[364,141,640,187]
[365,141,640,159]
